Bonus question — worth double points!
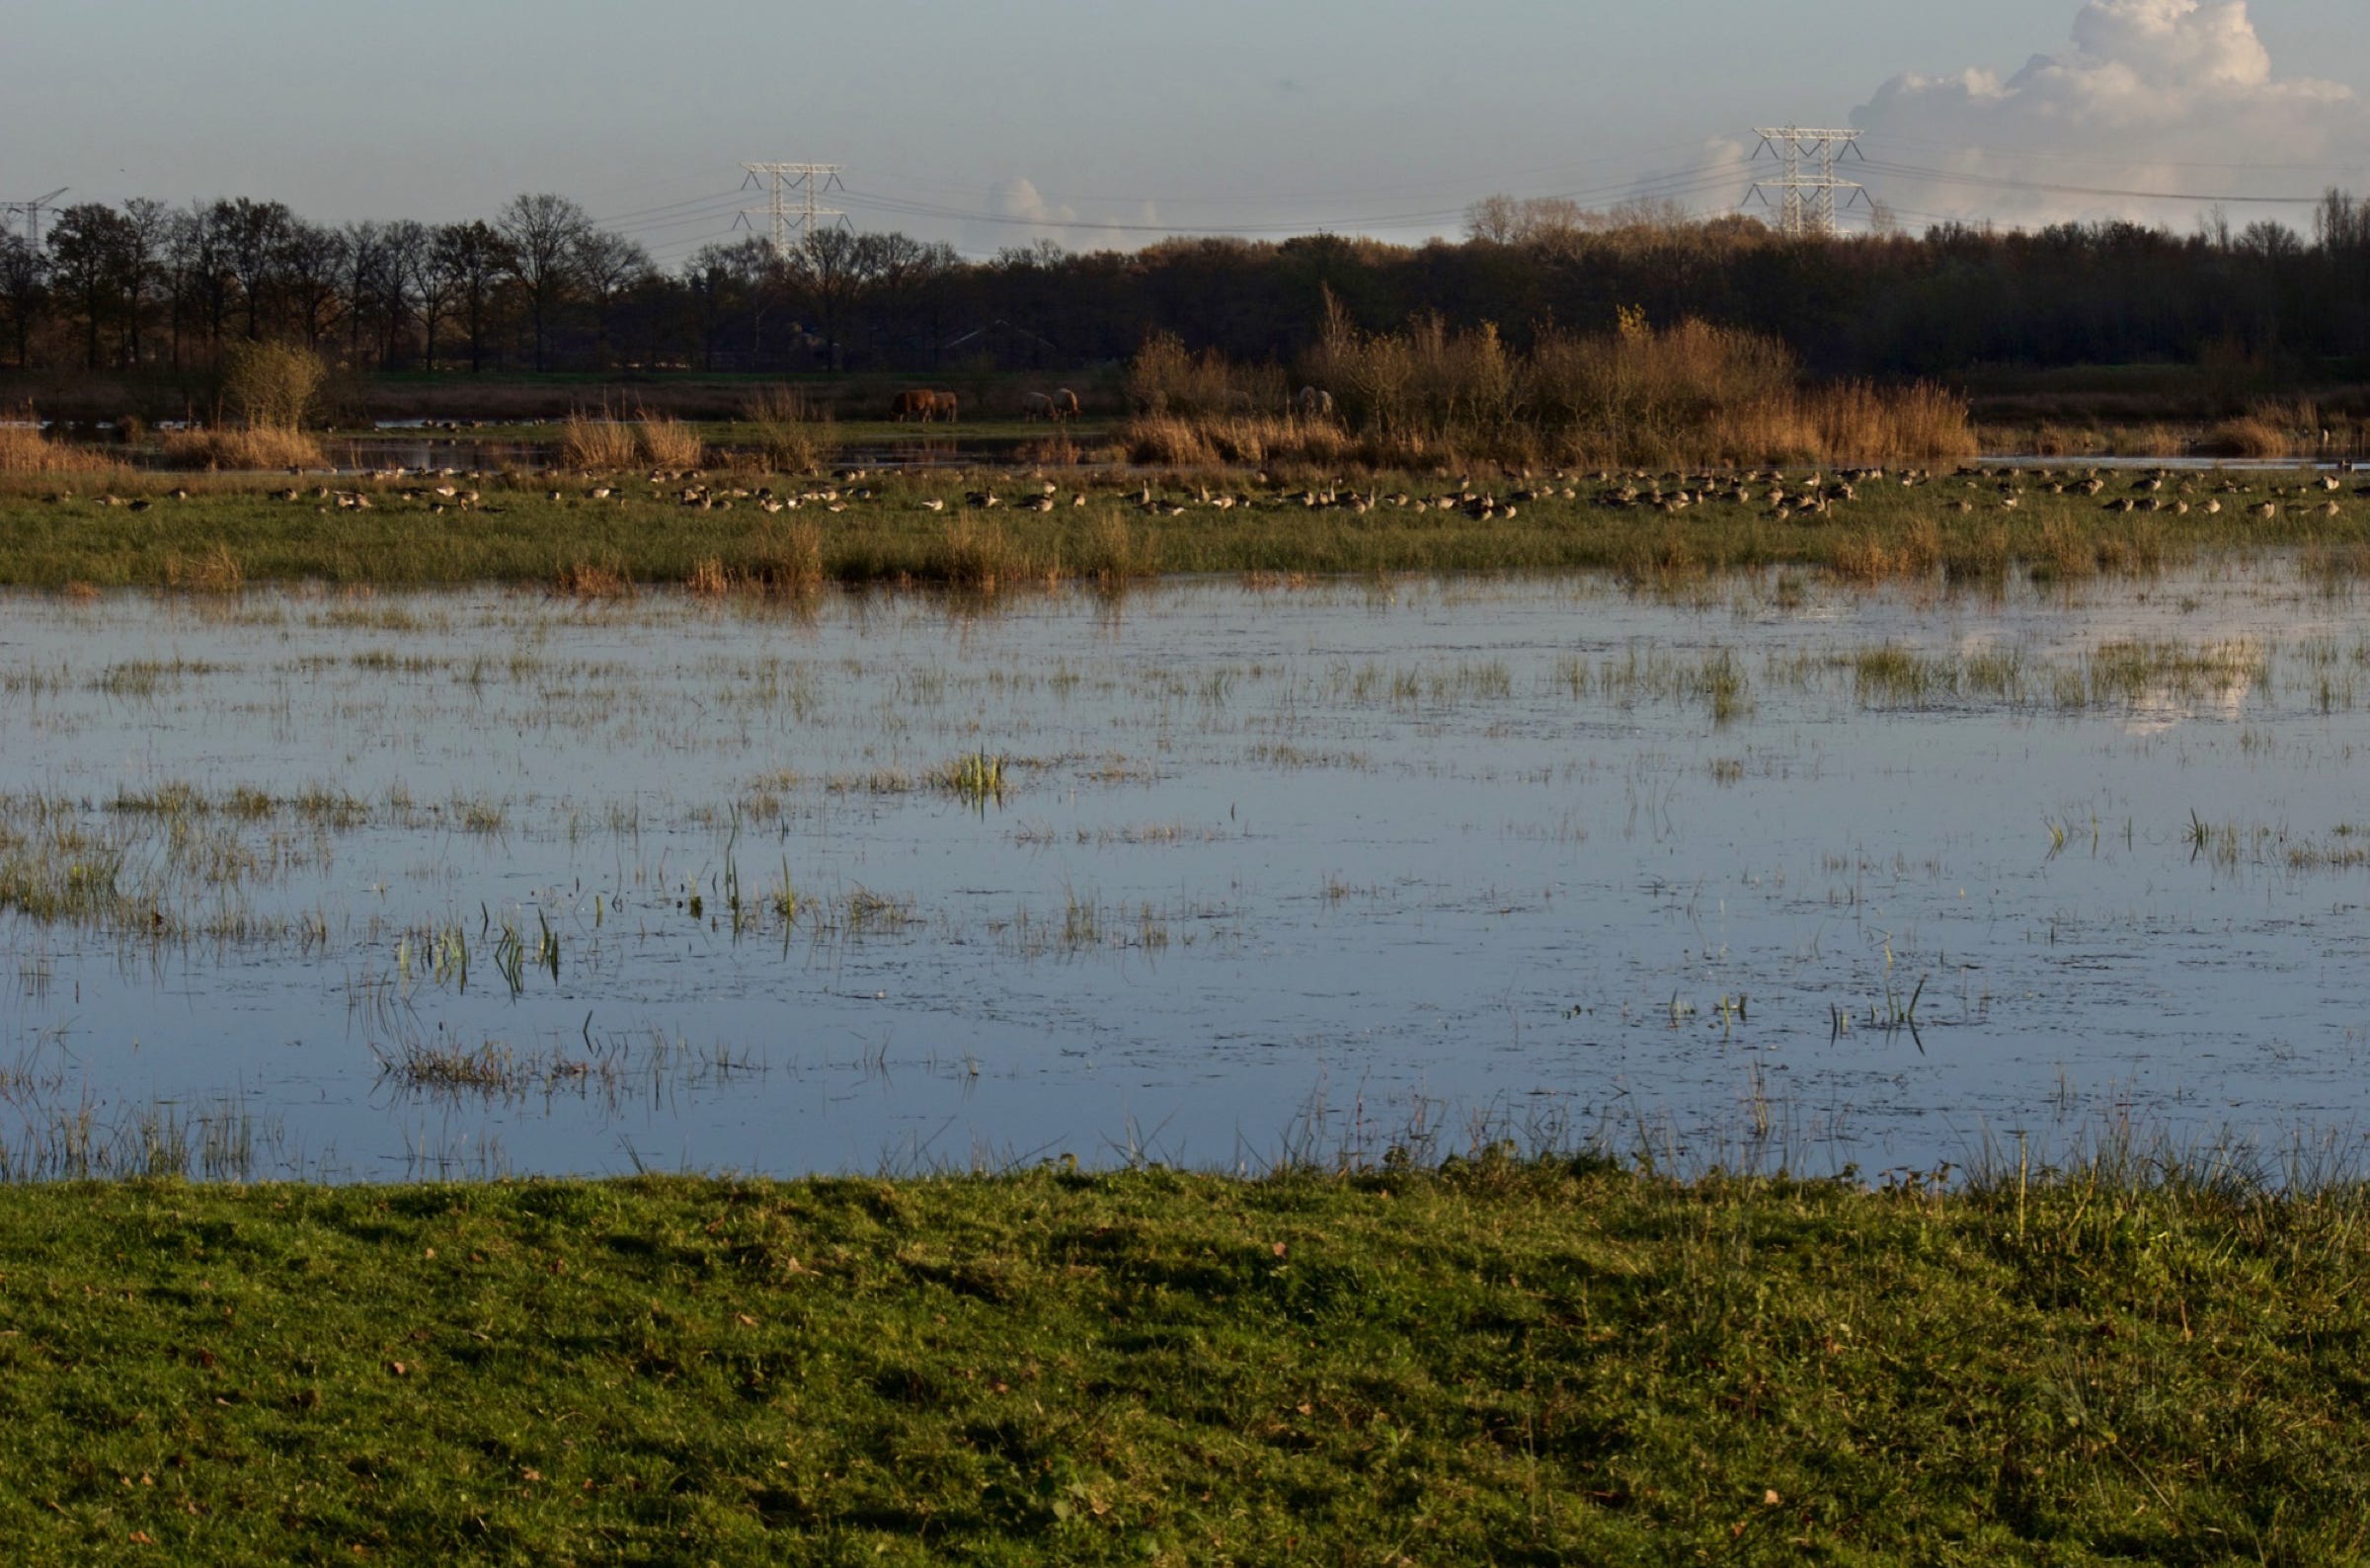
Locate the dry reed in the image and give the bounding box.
[741,386,838,473]
[636,414,704,470]
[0,421,115,475]
[561,403,707,470]
[560,414,639,470]
[738,518,826,596]
[555,561,635,599]
[1129,300,1975,470]
[933,512,1020,591]
[159,428,327,471]
[165,543,245,593]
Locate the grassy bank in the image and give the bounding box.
[0,1158,2360,1562]
[5,464,2370,591]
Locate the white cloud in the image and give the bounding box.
[966,177,1158,254]
[1852,1,2368,229]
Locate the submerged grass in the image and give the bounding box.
[0,1156,2364,1560]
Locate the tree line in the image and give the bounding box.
[3,189,2369,387]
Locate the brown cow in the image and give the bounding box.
[891,389,938,422]
[933,391,958,425]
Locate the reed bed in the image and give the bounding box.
[1261,302,1979,469]
[741,385,839,473]
[560,406,708,470]
[0,421,117,476]
[157,427,328,471]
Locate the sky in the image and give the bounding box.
[7,0,2368,263]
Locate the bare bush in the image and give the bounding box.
[222,342,328,432]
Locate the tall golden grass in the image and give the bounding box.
[2200,417,2292,458]
[1125,332,1286,417]
[554,560,635,598]
[1121,414,1365,468]
[0,420,115,475]
[160,427,328,470]
[561,404,708,470]
[741,385,838,473]
[559,414,639,470]
[1154,296,1982,469]
[164,543,245,593]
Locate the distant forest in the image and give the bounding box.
[5,190,2370,386]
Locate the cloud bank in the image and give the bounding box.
[1853,0,2368,229]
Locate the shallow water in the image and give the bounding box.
[4,566,2368,1181]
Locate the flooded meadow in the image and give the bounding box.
[4,563,2369,1182]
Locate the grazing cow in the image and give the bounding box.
[891,389,938,422]
[1052,387,1081,420]
[1019,391,1056,422]
[933,391,958,425]
[1297,385,1335,419]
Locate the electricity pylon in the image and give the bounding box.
[739,164,847,259]
[1747,130,1863,237]
[2,189,68,246]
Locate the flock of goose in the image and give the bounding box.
[40,460,2369,526]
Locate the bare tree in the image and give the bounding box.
[121,198,173,366]
[172,201,236,353]
[789,227,880,371]
[214,197,293,340]
[497,193,589,371]
[434,220,512,373]
[573,227,650,366]
[0,234,45,368]
[47,203,142,368]
[283,221,350,352]
[380,220,431,368]
[344,221,387,365]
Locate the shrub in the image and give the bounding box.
[1283,291,1974,468]
[222,342,328,431]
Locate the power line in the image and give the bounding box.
[835,160,1752,240]
[1,188,68,246]
[1859,156,2331,207]
[738,163,846,259]
[850,140,1711,210]
[1857,132,2370,176]
[1748,129,1862,237]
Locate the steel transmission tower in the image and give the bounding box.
[1746,129,1863,237]
[2,189,68,246]
[739,163,847,258]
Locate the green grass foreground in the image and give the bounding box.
[0,1161,2361,1563]
[5,468,2370,590]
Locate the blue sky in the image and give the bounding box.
[8,1,2367,260]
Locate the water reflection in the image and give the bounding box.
[2,566,2367,1180]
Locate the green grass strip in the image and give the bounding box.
[6,470,2370,590]
[0,1162,2361,1562]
